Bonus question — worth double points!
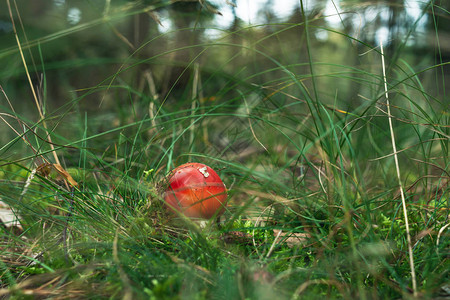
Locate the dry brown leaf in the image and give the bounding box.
[273,229,310,248]
[240,189,297,207]
[36,163,78,187]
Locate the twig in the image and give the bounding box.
[189,63,200,161]
[380,41,417,296]
[241,92,268,153]
[113,230,133,300]
[266,229,282,258]
[7,0,60,166]
[436,223,450,255]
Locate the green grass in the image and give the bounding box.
[0,1,449,299]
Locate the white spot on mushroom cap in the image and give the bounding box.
[198,166,210,178]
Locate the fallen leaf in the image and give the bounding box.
[273,229,310,248]
[37,163,78,187]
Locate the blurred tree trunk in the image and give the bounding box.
[386,0,404,56]
[161,2,211,97]
[428,1,450,97]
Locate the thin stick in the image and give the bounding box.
[7,0,40,117]
[7,0,61,166]
[189,63,200,161]
[380,42,417,296]
[266,229,282,258]
[436,223,450,253]
[243,95,268,153]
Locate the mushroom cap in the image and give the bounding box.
[164,163,227,219]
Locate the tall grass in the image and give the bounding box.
[0,1,448,299]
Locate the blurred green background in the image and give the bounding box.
[1,0,448,153]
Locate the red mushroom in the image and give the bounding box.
[164,163,227,219]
